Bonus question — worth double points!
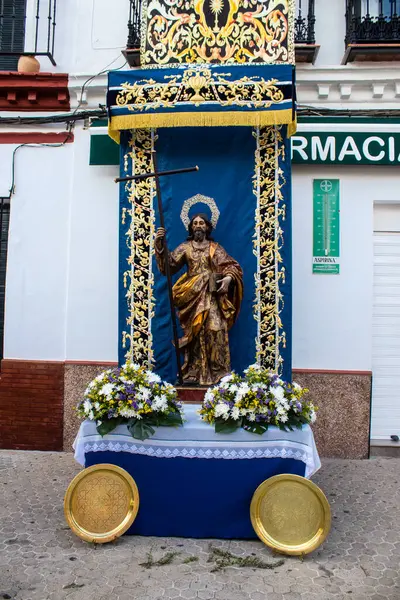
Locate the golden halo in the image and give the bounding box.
[180,193,220,229]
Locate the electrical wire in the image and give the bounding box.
[297,105,400,118]
[3,55,128,199]
[7,124,74,198]
[0,108,107,126]
[70,54,127,119]
[2,105,400,127]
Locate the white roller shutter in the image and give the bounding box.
[372,232,400,439]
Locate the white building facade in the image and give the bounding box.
[0,0,399,456]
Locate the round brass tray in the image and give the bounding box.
[250,474,331,556]
[64,464,139,544]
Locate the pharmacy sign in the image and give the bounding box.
[292,132,400,165]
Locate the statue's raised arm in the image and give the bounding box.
[155,227,187,276]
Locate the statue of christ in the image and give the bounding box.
[155,213,243,386]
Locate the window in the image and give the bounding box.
[360,0,398,17]
[0,0,27,70]
[345,0,400,51]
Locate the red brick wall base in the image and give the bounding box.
[0,360,64,451]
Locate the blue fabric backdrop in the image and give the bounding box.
[152,127,257,383]
[279,132,292,383]
[118,126,293,382]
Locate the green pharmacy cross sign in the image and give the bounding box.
[313,179,340,275]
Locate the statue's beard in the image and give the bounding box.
[193,230,206,241]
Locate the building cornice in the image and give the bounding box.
[68,74,108,110]
[296,65,400,109]
[0,72,70,112]
[68,66,400,112]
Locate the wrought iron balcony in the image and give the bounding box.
[344,0,400,62]
[123,0,142,67]
[0,0,57,70]
[127,0,141,49]
[295,0,316,44]
[295,0,319,63]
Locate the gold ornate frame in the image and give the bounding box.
[121,129,156,365]
[121,126,286,373]
[253,125,286,372]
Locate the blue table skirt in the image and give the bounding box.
[85,451,306,539]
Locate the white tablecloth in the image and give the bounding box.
[73,404,321,478]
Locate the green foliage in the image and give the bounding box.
[139,551,181,569]
[208,545,285,572]
[126,411,183,440]
[96,417,124,437]
[242,419,268,435]
[215,418,241,434]
[183,556,199,564]
[127,419,155,441]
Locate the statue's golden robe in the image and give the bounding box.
[156,241,243,385]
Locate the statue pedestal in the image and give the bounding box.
[176,387,206,404]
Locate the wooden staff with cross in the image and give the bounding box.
[115,151,199,385]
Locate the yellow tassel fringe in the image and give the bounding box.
[108,109,296,143]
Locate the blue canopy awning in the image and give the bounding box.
[107,64,296,142]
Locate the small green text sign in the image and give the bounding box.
[313,179,340,274]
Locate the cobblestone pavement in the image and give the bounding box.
[0,452,399,600]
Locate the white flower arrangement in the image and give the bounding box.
[199,364,316,434]
[76,363,183,440]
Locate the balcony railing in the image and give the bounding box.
[0,0,57,70]
[127,0,142,49]
[295,0,316,44]
[124,0,142,66]
[346,0,400,44]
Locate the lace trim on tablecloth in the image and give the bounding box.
[82,440,315,477]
